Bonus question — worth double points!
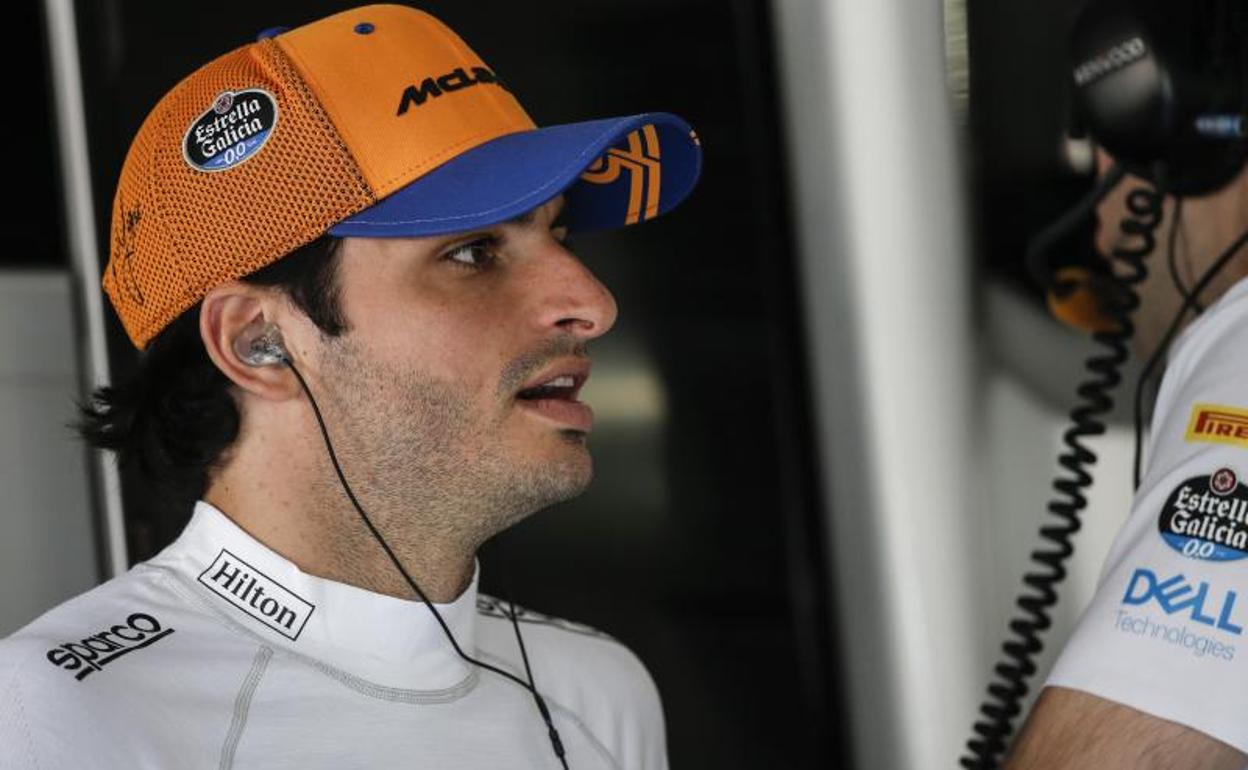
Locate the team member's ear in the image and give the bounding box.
[200,283,301,401]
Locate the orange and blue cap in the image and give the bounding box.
[104,3,703,350]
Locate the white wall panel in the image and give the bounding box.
[0,271,99,635]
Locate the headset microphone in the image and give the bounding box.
[1025,162,1130,333]
[1045,266,1126,333]
[231,319,571,769]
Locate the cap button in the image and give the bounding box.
[255,25,290,41]
[354,22,375,34]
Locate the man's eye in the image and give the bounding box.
[444,237,498,270]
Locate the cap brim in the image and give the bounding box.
[326,111,701,238]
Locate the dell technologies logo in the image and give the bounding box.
[198,549,314,641]
[1122,567,1243,635]
[46,612,174,681]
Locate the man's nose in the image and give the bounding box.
[531,242,619,339]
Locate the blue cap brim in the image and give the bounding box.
[326,111,702,238]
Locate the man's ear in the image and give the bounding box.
[199,283,301,401]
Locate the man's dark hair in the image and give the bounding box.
[74,234,348,515]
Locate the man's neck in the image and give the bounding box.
[202,478,477,604]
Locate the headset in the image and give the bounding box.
[962,1,1248,767]
[233,319,571,769]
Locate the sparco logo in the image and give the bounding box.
[46,612,174,681]
[1073,36,1147,86]
[396,66,508,115]
[182,88,279,172]
[198,549,314,640]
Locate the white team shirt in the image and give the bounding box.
[1046,274,1248,753]
[0,500,667,769]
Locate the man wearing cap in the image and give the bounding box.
[0,5,701,769]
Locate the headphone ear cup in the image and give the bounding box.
[1070,0,1248,195]
[234,320,288,367]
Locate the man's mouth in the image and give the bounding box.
[514,360,590,402]
[516,375,579,401]
[515,368,593,431]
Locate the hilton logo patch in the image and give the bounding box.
[198,549,314,640]
[182,88,279,172]
[1186,403,1248,450]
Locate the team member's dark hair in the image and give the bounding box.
[73,235,348,514]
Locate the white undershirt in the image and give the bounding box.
[0,499,667,769]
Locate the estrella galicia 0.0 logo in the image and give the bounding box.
[182,88,278,172]
[1158,468,1248,562]
[1122,567,1243,635]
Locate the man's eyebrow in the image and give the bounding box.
[428,197,567,251]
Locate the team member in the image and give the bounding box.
[0,5,701,768]
[1005,151,1248,765]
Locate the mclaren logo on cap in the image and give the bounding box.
[183,88,279,172]
[396,66,509,115]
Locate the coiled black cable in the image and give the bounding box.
[960,165,1162,769]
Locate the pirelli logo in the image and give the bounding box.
[1187,404,1248,449]
[580,125,662,225]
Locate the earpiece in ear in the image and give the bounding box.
[233,320,289,367]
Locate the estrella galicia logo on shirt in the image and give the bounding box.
[46,612,174,681]
[198,549,314,641]
[1121,567,1243,634]
[182,89,278,172]
[1158,468,1248,562]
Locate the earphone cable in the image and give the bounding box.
[490,536,549,730]
[280,356,570,769]
[490,533,566,761]
[1164,196,1208,314]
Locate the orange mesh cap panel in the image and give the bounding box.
[102,4,535,351]
[275,5,537,197]
[104,38,374,350]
